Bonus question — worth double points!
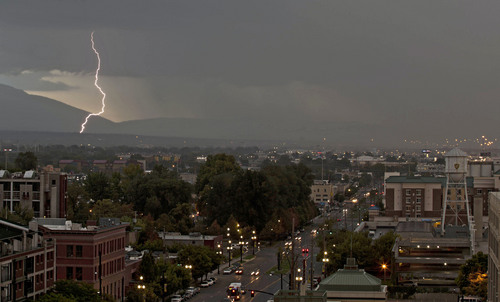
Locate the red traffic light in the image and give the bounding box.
[251,290,255,297]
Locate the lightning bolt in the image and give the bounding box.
[80,31,106,133]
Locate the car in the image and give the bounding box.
[223,267,233,274]
[186,287,200,296]
[251,269,260,276]
[209,277,217,283]
[200,281,210,288]
[235,266,244,275]
[206,279,214,286]
[171,294,183,302]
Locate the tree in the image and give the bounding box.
[66,182,89,221]
[84,172,110,202]
[177,245,215,282]
[41,279,114,302]
[15,151,37,171]
[456,252,488,299]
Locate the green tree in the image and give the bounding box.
[177,245,216,282]
[15,151,37,170]
[66,182,89,221]
[41,279,113,302]
[84,172,110,202]
[456,252,488,299]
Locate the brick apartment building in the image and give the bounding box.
[0,170,67,219]
[35,218,131,301]
[0,219,56,301]
[384,176,446,219]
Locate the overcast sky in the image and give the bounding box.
[1,1,500,146]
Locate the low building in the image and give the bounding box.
[0,219,56,301]
[317,258,387,301]
[158,232,223,250]
[35,218,131,301]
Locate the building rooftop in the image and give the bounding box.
[385,176,446,185]
[318,258,383,292]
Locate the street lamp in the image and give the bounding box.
[381,264,387,281]
[322,251,329,278]
[251,230,257,255]
[227,242,233,267]
[239,236,244,263]
[217,244,222,274]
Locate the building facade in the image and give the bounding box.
[384,176,445,219]
[0,219,56,301]
[0,170,67,219]
[36,218,128,300]
[488,192,500,302]
[310,180,335,206]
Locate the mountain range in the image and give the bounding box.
[1,83,391,148]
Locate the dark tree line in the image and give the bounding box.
[196,154,318,237]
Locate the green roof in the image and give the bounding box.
[319,269,382,292]
[318,259,382,292]
[385,176,446,186]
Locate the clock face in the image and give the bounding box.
[454,163,460,170]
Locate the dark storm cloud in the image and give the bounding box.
[1,0,500,143]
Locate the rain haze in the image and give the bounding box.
[1,1,500,147]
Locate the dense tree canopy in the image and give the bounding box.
[196,154,317,236]
[15,151,38,171]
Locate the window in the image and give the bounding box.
[76,267,82,281]
[51,179,56,185]
[416,197,422,204]
[406,189,411,196]
[405,205,411,211]
[66,267,73,279]
[405,197,411,204]
[416,205,421,212]
[416,189,422,196]
[76,245,83,257]
[477,189,482,194]
[67,245,74,257]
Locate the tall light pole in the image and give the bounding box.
[251,230,257,255]
[227,241,232,267]
[239,236,244,263]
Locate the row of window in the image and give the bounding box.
[95,258,125,279]
[405,189,422,196]
[66,267,83,280]
[94,237,125,256]
[66,245,83,257]
[405,197,422,204]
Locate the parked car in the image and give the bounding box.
[200,281,210,288]
[209,277,217,283]
[186,287,200,296]
[171,294,183,302]
[206,279,214,286]
[223,267,233,274]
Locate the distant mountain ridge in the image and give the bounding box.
[0,83,391,147]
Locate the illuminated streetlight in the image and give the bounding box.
[381,264,387,281]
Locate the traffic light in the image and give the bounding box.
[301,248,305,256]
[305,248,309,256]
[251,290,255,297]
